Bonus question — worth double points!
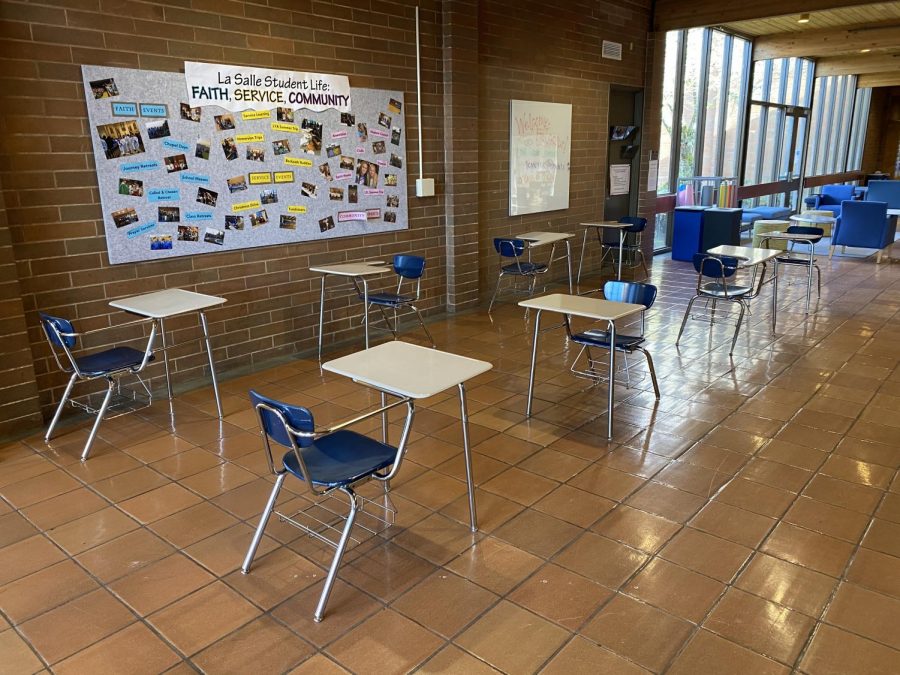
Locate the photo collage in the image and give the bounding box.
[83,65,408,264]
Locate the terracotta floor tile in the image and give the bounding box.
[625,557,724,623]
[119,483,201,524]
[418,644,502,674]
[336,541,435,603]
[739,457,812,493]
[480,466,559,506]
[151,447,223,480]
[455,600,569,673]
[224,546,321,610]
[877,492,900,524]
[179,461,257,498]
[75,528,174,583]
[757,439,827,472]
[18,588,135,665]
[185,522,278,576]
[440,488,524,533]
[542,635,652,674]
[679,442,748,475]
[109,553,216,615]
[192,616,313,673]
[445,535,542,594]
[0,535,65,587]
[149,501,239,549]
[394,469,468,510]
[736,553,838,617]
[861,518,900,558]
[667,629,790,675]
[0,627,44,674]
[121,434,195,463]
[554,533,647,588]
[784,496,870,543]
[846,547,900,600]
[821,454,895,489]
[509,562,613,630]
[703,587,815,665]
[491,508,582,558]
[660,527,753,583]
[90,466,169,502]
[799,624,900,675]
[802,474,882,514]
[714,478,795,519]
[0,470,81,509]
[825,582,900,650]
[288,654,351,675]
[834,437,900,470]
[391,513,477,566]
[0,559,99,624]
[473,432,542,464]
[568,464,646,502]
[519,447,591,482]
[761,522,856,577]
[45,506,139,556]
[592,505,681,554]
[19,487,108,531]
[53,622,180,675]
[581,593,693,671]
[392,570,498,638]
[434,450,509,484]
[148,580,260,656]
[625,481,706,523]
[327,609,443,675]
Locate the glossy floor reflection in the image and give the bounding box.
[2,249,900,674]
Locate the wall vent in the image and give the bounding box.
[602,40,623,61]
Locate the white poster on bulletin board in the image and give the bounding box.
[609,164,631,196]
[509,100,572,216]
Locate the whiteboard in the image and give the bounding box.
[82,65,408,265]
[509,100,572,216]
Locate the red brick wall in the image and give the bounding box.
[0,0,654,434]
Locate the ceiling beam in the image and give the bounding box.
[858,71,900,88]
[816,53,900,76]
[652,0,877,32]
[753,24,900,60]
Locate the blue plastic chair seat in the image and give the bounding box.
[501,262,547,275]
[282,429,396,488]
[572,330,644,350]
[75,347,154,377]
[698,282,752,298]
[360,292,416,306]
[776,255,815,265]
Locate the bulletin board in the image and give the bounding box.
[508,100,572,216]
[82,65,408,265]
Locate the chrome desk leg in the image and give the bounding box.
[159,317,173,400]
[617,229,625,280]
[361,277,370,349]
[315,488,359,623]
[772,261,778,331]
[565,239,573,294]
[577,227,589,283]
[805,242,814,314]
[607,320,616,440]
[317,274,326,360]
[381,391,388,444]
[526,309,543,418]
[199,311,223,419]
[458,383,478,532]
[242,472,285,574]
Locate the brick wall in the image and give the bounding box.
[0,0,654,434]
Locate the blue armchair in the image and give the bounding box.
[830,200,897,263]
[804,184,856,218]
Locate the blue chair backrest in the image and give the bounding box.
[866,180,900,208]
[821,184,855,205]
[692,253,738,279]
[842,199,888,224]
[40,313,76,349]
[786,225,823,240]
[249,389,315,449]
[494,238,525,258]
[603,280,657,309]
[393,254,425,279]
[618,216,647,233]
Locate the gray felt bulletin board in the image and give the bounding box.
[81,65,408,265]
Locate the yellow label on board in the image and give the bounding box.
[271,122,299,133]
[249,172,272,185]
[235,133,265,144]
[241,110,271,120]
[284,156,313,167]
[287,205,308,214]
[232,199,261,212]
[274,171,294,183]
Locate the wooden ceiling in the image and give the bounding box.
[719,3,900,36]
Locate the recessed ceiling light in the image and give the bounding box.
[798,13,810,23]
[860,48,871,53]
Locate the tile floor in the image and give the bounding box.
[2,249,900,674]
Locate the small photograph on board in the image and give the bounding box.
[118,178,143,197]
[221,137,238,161]
[225,215,244,230]
[326,143,341,158]
[111,207,139,228]
[260,189,278,205]
[279,214,297,230]
[386,195,400,208]
[146,119,170,140]
[196,187,218,207]
[372,140,386,155]
[340,112,355,127]
[215,113,236,131]
[377,112,391,129]
[388,98,402,114]
[204,227,225,245]
[301,182,317,198]
[150,234,172,250]
[384,173,398,187]
[301,119,322,154]
[227,175,248,193]
[97,121,145,159]
[250,209,269,227]
[180,103,201,122]
[391,127,401,145]
[389,153,402,169]
[318,163,333,182]
[90,78,119,99]
[318,215,335,233]
[158,206,180,222]
[620,144,639,160]
[272,138,291,156]
[178,225,199,241]
[348,184,358,203]
[357,122,368,142]
[355,160,369,185]
[246,146,265,162]
[610,125,637,141]
[339,156,355,170]
[329,187,344,201]
[384,211,396,223]
[363,162,379,187]
[195,138,210,160]
[276,107,294,123]
[164,154,187,173]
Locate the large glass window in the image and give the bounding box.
[805,74,863,177]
